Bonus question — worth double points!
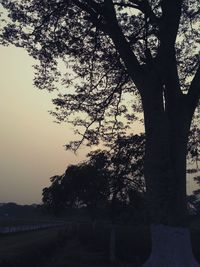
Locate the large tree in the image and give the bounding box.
[1,0,200,265]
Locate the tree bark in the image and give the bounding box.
[141,87,200,265]
[142,88,190,226]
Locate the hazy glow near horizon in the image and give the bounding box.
[0,46,88,204]
[0,45,197,204]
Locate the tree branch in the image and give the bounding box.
[140,0,160,26]
[159,0,183,48]
[156,0,183,100]
[73,0,144,92]
[103,0,145,92]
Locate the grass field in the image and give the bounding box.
[0,217,200,267]
[0,222,150,266]
[0,226,66,267]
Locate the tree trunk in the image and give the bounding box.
[141,89,200,266]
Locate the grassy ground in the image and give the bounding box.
[0,218,200,267]
[41,220,200,266]
[0,223,149,267]
[41,238,134,267]
[0,227,65,267]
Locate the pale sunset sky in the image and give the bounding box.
[0,45,198,204]
[0,45,89,204]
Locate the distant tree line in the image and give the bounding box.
[42,134,146,222]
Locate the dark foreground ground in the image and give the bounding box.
[0,217,200,267]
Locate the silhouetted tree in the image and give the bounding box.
[43,162,109,215]
[43,134,146,263]
[83,133,146,222]
[42,175,65,215]
[1,1,200,265]
[43,134,145,218]
[106,134,145,204]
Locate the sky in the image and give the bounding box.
[0,45,89,204]
[0,45,198,204]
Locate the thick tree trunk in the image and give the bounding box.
[142,90,189,225]
[144,123,188,226]
[141,89,200,265]
[142,148,200,265]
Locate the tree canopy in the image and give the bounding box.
[1,0,199,150]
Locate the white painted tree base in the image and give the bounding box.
[143,224,200,267]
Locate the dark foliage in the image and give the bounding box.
[1,0,199,150]
[42,134,146,221]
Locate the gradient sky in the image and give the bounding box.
[0,45,89,204]
[0,45,198,204]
